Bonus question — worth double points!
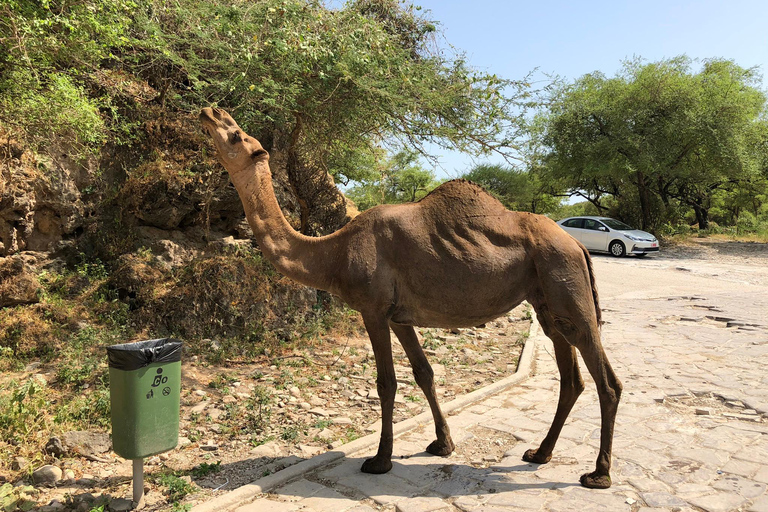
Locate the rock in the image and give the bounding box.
[309,408,330,417]
[318,428,335,439]
[40,500,66,512]
[207,408,225,420]
[329,440,344,449]
[11,456,29,471]
[332,417,353,425]
[299,402,311,410]
[298,444,323,457]
[177,436,192,448]
[0,257,41,306]
[289,386,301,397]
[190,400,209,414]
[250,440,283,458]
[45,437,65,457]
[33,465,62,486]
[309,396,325,407]
[201,442,219,452]
[60,431,111,456]
[108,498,133,512]
[62,469,76,483]
[338,377,349,386]
[194,389,207,397]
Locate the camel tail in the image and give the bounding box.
[582,244,602,328]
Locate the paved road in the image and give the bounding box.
[212,251,768,512]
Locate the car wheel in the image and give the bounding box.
[609,240,626,257]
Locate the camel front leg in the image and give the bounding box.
[360,313,396,474]
[390,323,455,456]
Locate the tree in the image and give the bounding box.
[128,0,537,232]
[346,149,439,210]
[540,57,768,230]
[462,163,560,214]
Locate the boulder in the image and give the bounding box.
[0,257,40,307]
[32,465,62,486]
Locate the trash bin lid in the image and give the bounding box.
[107,338,182,371]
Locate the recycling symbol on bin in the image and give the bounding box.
[146,368,169,399]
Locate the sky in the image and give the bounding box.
[378,0,768,178]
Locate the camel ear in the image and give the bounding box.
[251,149,268,159]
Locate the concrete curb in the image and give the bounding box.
[191,310,542,512]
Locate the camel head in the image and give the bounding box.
[200,107,269,174]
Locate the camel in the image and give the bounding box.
[199,107,623,489]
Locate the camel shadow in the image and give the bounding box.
[198,451,582,503]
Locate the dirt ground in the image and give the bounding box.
[18,304,531,511]
[16,235,768,512]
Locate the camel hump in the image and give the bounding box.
[420,179,506,214]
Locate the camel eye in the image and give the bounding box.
[229,131,242,144]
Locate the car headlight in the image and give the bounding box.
[625,234,643,241]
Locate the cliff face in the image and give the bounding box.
[0,112,340,349]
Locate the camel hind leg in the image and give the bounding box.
[528,258,622,489]
[522,299,584,464]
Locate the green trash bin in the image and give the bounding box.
[107,338,182,460]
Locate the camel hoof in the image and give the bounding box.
[522,448,552,464]
[361,456,393,474]
[426,439,455,456]
[523,449,552,464]
[580,471,612,489]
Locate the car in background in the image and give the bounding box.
[556,216,659,257]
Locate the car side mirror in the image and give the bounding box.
[599,226,608,232]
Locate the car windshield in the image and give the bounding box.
[602,219,634,230]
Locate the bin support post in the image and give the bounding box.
[132,458,145,508]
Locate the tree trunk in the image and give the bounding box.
[636,172,652,230]
[691,199,709,230]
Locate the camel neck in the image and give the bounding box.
[228,163,337,292]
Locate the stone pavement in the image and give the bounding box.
[197,256,768,512]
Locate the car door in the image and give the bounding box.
[560,218,584,241]
[580,219,609,251]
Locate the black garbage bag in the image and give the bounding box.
[107,338,182,371]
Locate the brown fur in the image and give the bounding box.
[200,107,622,488]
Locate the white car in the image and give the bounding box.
[557,216,659,257]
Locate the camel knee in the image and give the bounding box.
[411,362,435,390]
[377,377,397,403]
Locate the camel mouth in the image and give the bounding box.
[199,108,218,131]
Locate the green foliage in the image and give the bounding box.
[0,377,50,441]
[242,385,273,437]
[540,56,768,231]
[463,163,561,214]
[346,149,439,209]
[190,461,222,478]
[2,0,534,180]
[0,0,134,155]
[155,473,195,503]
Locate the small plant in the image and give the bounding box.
[208,374,236,391]
[190,461,222,478]
[156,473,194,503]
[0,377,50,440]
[314,419,332,429]
[405,394,421,402]
[242,386,273,434]
[0,482,36,511]
[281,425,301,441]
